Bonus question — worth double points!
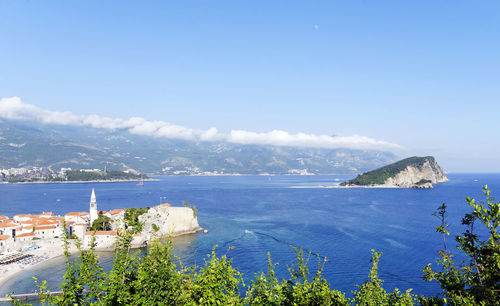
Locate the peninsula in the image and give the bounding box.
[0,189,202,285]
[340,156,448,188]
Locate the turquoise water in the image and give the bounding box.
[0,173,498,298]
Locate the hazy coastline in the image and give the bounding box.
[1,178,158,185]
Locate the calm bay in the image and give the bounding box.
[1,173,498,298]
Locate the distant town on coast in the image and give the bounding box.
[0,167,148,183]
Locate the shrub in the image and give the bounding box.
[422,185,500,304]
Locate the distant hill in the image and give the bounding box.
[0,119,397,175]
[341,156,448,188]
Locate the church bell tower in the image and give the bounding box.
[89,188,98,225]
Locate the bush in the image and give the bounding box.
[124,207,149,232]
[422,185,500,304]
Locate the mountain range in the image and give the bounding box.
[0,119,397,175]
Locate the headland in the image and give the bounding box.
[340,156,448,188]
[0,189,202,286]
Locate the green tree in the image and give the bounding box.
[352,250,415,305]
[91,213,112,231]
[245,248,349,305]
[124,207,149,232]
[423,185,500,304]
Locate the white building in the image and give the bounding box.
[89,188,98,225]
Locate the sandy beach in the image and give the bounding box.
[0,246,65,288]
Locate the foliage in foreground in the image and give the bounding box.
[9,186,500,305]
[422,185,500,304]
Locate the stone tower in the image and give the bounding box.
[89,188,98,225]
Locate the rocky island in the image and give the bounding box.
[340,156,448,188]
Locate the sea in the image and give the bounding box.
[0,173,498,299]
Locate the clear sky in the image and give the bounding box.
[1,1,499,172]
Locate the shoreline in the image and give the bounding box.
[0,173,351,184]
[0,247,65,289]
[0,228,204,290]
[1,178,158,185]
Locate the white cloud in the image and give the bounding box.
[228,130,401,151]
[0,97,402,151]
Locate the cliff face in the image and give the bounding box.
[139,206,202,239]
[383,159,448,188]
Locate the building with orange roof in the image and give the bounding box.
[0,234,10,249]
[65,212,89,216]
[65,212,89,225]
[18,223,34,234]
[0,188,195,252]
[109,208,125,215]
[15,232,36,243]
[0,221,14,227]
[16,232,35,238]
[34,225,62,239]
[0,221,18,238]
[34,219,58,226]
[107,209,126,225]
[14,214,39,220]
[153,203,171,211]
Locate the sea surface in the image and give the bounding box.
[1,173,499,299]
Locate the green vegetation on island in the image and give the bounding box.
[124,207,150,232]
[340,156,440,186]
[11,186,500,305]
[64,170,147,182]
[90,213,112,231]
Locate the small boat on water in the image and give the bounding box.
[137,179,144,186]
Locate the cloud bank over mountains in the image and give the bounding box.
[0,97,401,151]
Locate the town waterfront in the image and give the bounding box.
[1,173,499,298]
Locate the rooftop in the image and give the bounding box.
[65,212,89,216]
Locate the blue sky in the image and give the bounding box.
[1,1,499,172]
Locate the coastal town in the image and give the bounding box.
[0,189,201,286]
[0,167,147,183]
[0,166,67,182]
